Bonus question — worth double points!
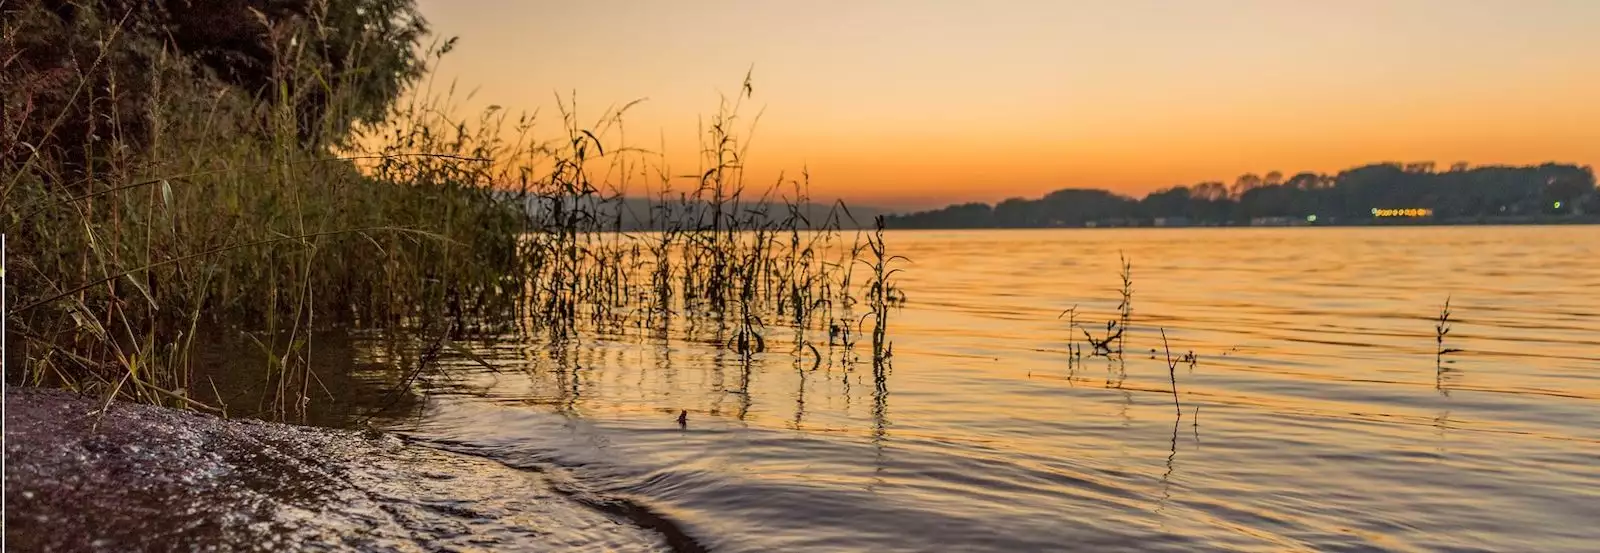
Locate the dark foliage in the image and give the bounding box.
[2,0,428,177]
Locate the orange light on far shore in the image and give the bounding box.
[1371,208,1433,217]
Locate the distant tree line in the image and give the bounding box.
[886,162,1599,228]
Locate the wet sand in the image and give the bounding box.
[3,387,670,552]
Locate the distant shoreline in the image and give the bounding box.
[880,162,1597,230]
[882,215,1600,230]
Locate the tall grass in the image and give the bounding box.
[5,14,524,417]
[3,7,890,420]
[862,215,905,365]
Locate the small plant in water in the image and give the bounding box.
[1117,252,1133,361]
[1435,295,1463,382]
[1079,255,1133,386]
[1083,321,1122,358]
[1059,305,1083,365]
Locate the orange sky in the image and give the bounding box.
[415,0,1600,210]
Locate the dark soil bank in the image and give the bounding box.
[3,387,668,552]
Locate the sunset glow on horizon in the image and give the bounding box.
[416,0,1600,210]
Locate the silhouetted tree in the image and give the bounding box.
[1231,173,1263,197]
[1193,181,1228,201]
[3,0,430,176]
[1405,161,1437,174]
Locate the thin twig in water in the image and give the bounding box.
[1161,328,1182,418]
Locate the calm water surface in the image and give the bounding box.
[385,227,1599,552]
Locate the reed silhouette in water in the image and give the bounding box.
[1435,296,1464,393]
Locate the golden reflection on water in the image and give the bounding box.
[394,226,1599,552]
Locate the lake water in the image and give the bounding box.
[378,226,1599,552]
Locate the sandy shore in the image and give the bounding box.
[3,386,671,552]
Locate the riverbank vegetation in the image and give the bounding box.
[3,0,889,420]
